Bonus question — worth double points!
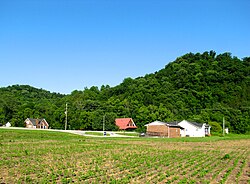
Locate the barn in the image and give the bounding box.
[145,121,184,138]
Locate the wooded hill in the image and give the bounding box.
[1,51,250,133]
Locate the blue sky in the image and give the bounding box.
[0,0,249,94]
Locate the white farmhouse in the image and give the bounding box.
[178,120,211,137]
[5,122,11,127]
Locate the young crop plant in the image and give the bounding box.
[236,159,246,182]
[0,129,249,183]
[222,153,230,160]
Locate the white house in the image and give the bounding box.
[5,122,11,127]
[178,120,211,137]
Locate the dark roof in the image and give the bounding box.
[167,123,184,129]
[188,121,203,128]
[167,121,181,126]
[27,118,45,126]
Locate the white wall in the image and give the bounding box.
[178,120,205,137]
[5,122,11,127]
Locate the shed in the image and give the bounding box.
[145,121,184,138]
[5,122,11,127]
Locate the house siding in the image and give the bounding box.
[178,120,206,137]
[169,127,181,138]
[37,120,49,129]
[26,123,33,128]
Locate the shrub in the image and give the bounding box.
[209,121,222,133]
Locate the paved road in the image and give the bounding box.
[0,127,137,138]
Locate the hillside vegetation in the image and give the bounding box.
[0,51,250,133]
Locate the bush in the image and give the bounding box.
[209,121,222,133]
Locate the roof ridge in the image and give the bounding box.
[186,120,203,128]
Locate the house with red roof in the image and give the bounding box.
[115,118,137,130]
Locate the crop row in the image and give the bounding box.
[0,132,249,183]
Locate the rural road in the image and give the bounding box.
[0,127,136,138]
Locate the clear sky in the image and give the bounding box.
[1,0,249,94]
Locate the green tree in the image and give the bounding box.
[209,122,222,133]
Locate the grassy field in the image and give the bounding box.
[0,129,249,183]
[84,131,110,136]
[115,132,139,137]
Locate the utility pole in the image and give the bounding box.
[103,115,105,136]
[65,103,68,130]
[223,116,225,137]
[168,124,170,138]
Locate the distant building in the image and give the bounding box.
[145,121,184,138]
[115,118,137,130]
[225,128,229,134]
[145,120,211,138]
[5,122,11,127]
[178,120,211,137]
[25,118,49,129]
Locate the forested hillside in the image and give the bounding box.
[1,51,250,133]
[0,85,65,129]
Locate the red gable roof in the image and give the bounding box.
[115,118,137,130]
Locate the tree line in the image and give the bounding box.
[0,51,249,133]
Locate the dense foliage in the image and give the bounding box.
[0,51,249,133]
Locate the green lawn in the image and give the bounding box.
[0,128,249,183]
[115,132,139,137]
